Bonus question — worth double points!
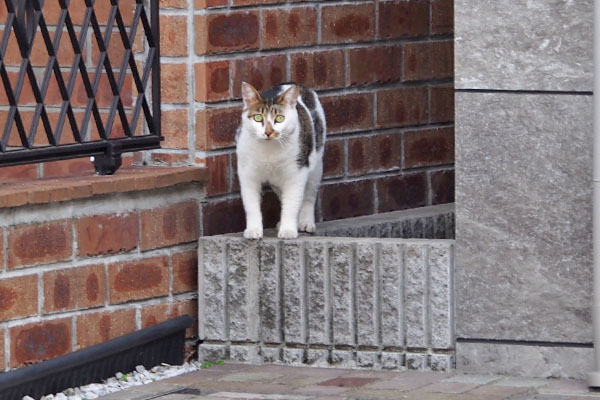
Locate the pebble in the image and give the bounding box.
[23,360,205,400]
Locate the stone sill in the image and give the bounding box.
[0,166,208,208]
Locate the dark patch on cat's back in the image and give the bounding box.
[300,87,325,151]
[300,86,316,110]
[296,105,314,167]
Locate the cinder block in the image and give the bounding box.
[356,243,378,347]
[381,352,404,370]
[307,349,329,366]
[306,241,331,345]
[198,238,228,340]
[406,353,428,370]
[282,241,306,344]
[199,343,228,362]
[357,351,379,368]
[330,242,355,346]
[430,353,454,372]
[429,243,454,349]
[331,350,355,368]
[380,242,404,347]
[227,239,260,341]
[405,244,427,348]
[230,344,260,363]
[262,347,282,364]
[259,241,282,343]
[283,348,305,365]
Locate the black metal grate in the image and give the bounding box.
[0,0,161,175]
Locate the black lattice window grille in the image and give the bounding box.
[0,0,161,175]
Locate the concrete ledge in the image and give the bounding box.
[198,235,455,371]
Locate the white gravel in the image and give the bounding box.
[22,359,211,400]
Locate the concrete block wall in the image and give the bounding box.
[198,235,455,371]
[455,0,593,378]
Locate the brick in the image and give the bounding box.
[161,63,188,103]
[376,173,427,212]
[378,0,429,39]
[160,15,188,56]
[403,127,455,169]
[10,318,72,368]
[7,220,73,269]
[323,140,344,178]
[291,50,345,90]
[0,229,3,270]
[348,46,402,86]
[161,109,189,149]
[322,93,374,134]
[42,265,106,313]
[227,239,260,341]
[160,0,188,8]
[262,8,317,49]
[0,329,4,371]
[76,309,137,349]
[42,158,96,178]
[206,153,231,196]
[196,106,241,150]
[376,87,427,128]
[140,201,199,250]
[431,0,454,35]
[320,180,374,221]
[151,152,190,165]
[231,55,286,99]
[403,41,454,82]
[141,299,198,337]
[0,275,38,321]
[195,12,260,54]
[108,256,169,303]
[374,132,402,171]
[232,0,279,6]
[195,61,230,102]
[321,4,375,44]
[348,136,375,175]
[201,197,245,236]
[76,213,138,256]
[430,85,455,124]
[173,250,198,294]
[195,0,228,9]
[431,169,455,205]
[0,164,38,181]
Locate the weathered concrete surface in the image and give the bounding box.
[455,0,592,91]
[199,234,455,371]
[456,93,593,343]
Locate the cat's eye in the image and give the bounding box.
[253,114,263,122]
[275,115,285,123]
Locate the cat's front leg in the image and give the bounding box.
[278,177,307,239]
[240,176,263,239]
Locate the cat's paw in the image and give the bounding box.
[299,221,316,233]
[277,226,298,239]
[244,227,263,239]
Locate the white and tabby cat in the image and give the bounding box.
[236,82,326,239]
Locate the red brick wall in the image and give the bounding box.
[149,0,455,235]
[0,168,203,371]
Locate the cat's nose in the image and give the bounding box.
[265,129,274,138]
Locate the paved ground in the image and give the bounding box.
[99,363,600,400]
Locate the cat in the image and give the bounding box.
[236,82,326,239]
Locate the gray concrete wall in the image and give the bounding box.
[455,0,594,378]
[198,235,455,371]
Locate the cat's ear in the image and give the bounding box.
[241,82,262,107]
[277,85,300,107]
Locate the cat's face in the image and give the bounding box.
[241,82,299,141]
